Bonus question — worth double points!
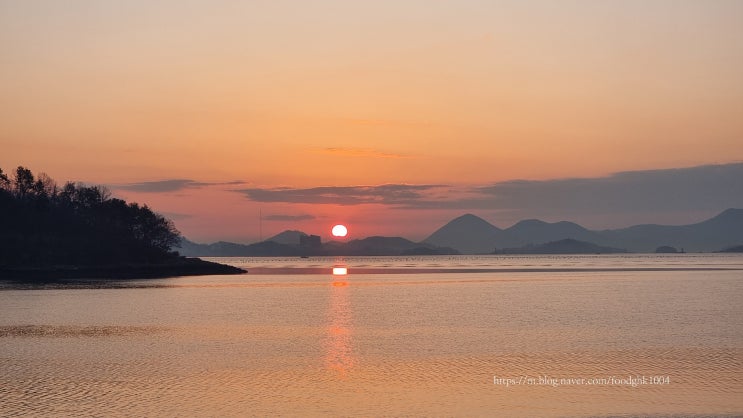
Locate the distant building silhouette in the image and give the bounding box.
[300,234,322,248]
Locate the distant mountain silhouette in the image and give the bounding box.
[177,239,257,257]
[598,208,743,252]
[499,239,627,254]
[179,209,743,256]
[719,244,743,253]
[426,209,743,254]
[177,236,458,257]
[426,214,607,254]
[334,236,458,256]
[505,219,601,245]
[267,230,307,245]
[178,238,324,256]
[424,214,519,254]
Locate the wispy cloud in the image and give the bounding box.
[114,163,743,225]
[263,214,316,221]
[237,163,743,217]
[239,184,446,206]
[113,179,245,193]
[314,147,413,159]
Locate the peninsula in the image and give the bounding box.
[0,166,246,280]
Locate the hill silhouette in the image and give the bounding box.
[499,239,627,254]
[267,230,307,245]
[177,234,459,257]
[505,219,601,245]
[179,209,743,256]
[333,236,457,256]
[0,166,245,278]
[598,208,743,252]
[719,244,743,253]
[424,214,519,254]
[425,210,743,253]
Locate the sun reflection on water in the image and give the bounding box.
[332,267,348,276]
[325,264,354,376]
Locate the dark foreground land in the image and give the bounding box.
[0,257,246,281]
[0,166,246,282]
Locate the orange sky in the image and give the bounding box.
[2,1,742,242]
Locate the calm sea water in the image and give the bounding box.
[1,254,742,417]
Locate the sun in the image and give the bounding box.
[331,224,348,237]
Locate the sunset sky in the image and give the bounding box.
[2,1,742,243]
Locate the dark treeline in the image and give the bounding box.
[0,166,181,267]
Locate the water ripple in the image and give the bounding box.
[0,325,165,338]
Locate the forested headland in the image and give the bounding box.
[0,166,244,279]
